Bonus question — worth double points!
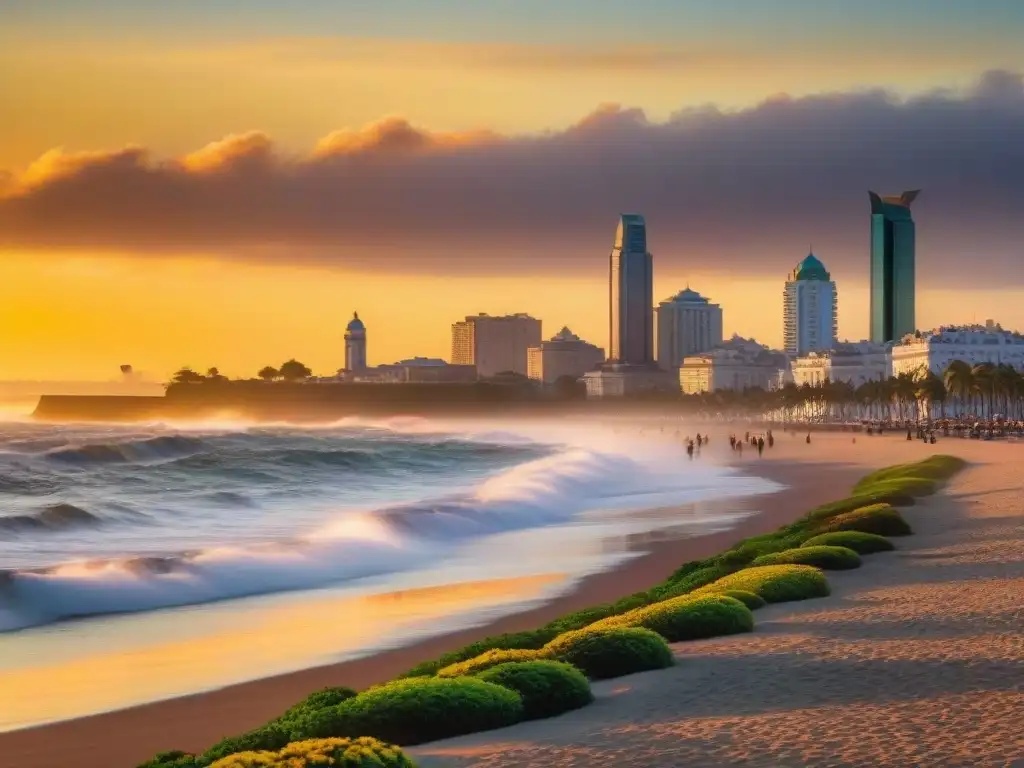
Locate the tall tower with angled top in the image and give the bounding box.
[870,190,920,344]
[345,312,367,371]
[609,214,654,365]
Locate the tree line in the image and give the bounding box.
[690,360,1024,422]
[171,360,313,385]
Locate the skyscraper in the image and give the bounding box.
[344,311,367,371]
[869,190,920,344]
[783,252,837,356]
[656,288,723,371]
[609,214,654,365]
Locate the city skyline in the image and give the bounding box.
[2,3,1024,380]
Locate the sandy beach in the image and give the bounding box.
[410,433,1024,768]
[4,429,1022,767]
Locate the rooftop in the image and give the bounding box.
[788,252,831,282]
[346,311,365,332]
[661,287,712,305]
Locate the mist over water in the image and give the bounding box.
[0,416,776,632]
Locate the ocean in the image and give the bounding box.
[0,416,778,728]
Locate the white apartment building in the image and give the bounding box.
[451,313,542,378]
[680,336,789,394]
[891,322,1024,377]
[527,327,604,384]
[656,287,724,372]
[583,364,676,397]
[791,342,891,388]
[783,253,838,356]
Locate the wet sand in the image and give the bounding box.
[0,437,864,768]
[412,433,1024,768]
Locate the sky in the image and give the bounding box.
[2,1,1024,380]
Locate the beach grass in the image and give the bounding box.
[476,660,593,720]
[801,531,895,554]
[138,454,961,767]
[752,545,862,570]
[541,627,675,680]
[208,737,415,767]
[587,594,754,641]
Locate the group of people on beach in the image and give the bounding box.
[727,429,773,457]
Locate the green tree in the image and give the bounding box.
[258,366,279,382]
[279,359,313,381]
[172,367,206,384]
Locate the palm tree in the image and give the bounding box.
[943,360,973,417]
[971,363,996,417]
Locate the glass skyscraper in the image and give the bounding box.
[869,190,920,344]
[609,214,654,365]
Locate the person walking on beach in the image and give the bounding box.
[736,440,743,456]
[806,433,811,444]
[767,432,774,448]
[757,436,764,456]
[686,440,694,459]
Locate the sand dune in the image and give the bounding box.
[413,434,1024,768]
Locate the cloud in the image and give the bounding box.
[1,70,1023,287]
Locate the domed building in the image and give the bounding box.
[344,311,367,372]
[656,286,724,371]
[783,252,837,356]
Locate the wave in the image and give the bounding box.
[44,435,208,465]
[0,503,101,533]
[0,441,753,632]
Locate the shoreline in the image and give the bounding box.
[0,454,866,768]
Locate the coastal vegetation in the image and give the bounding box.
[751,545,863,570]
[820,504,914,536]
[587,594,754,641]
[540,627,675,680]
[476,660,593,720]
[800,531,896,554]
[138,454,962,768]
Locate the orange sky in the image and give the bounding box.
[2,5,1023,381]
[0,253,1012,381]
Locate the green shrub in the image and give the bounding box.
[821,504,913,537]
[800,492,913,525]
[477,660,593,720]
[399,628,558,678]
[137,752,201,768]
[801,531,895,554]
[694,565,830,603]
[208,737,414,767]
[277,686,357,727]
[854,455,964,492]
[203,724,291,763]
[542,627,673,680]
[648,563,733,601]
[714,589,768,610]
[866,476,938,497]
[296,676,523,745]
[589,594,754,642]
[752,545,862,571]
[437,648,543,678]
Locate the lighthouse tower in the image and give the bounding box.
[344,312,367,372]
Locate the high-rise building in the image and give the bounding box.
[450,313,542,378]
[344,311,367,371]
[656,288,723,371]
[869,190,920,344]
[527,327,605,384]
[783,252,837,356]
[609,214,654,364]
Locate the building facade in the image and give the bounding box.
[450,313,542,378]
[791,342,891,388]
[680,336,789,394]
[527,327,604,384]
[344,312,368,372]
[890,322,1024,377]
[656,288,723,372]
[609,214,654,365]
[782,253,837,356]
[870,190,919,344]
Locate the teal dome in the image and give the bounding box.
[790,253,831,282]
[346,312,365,332]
